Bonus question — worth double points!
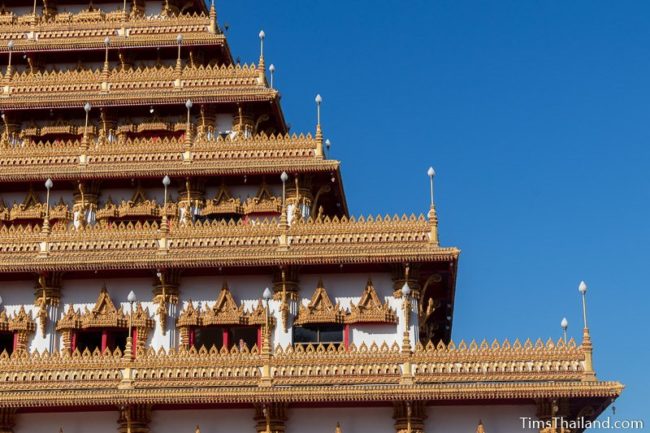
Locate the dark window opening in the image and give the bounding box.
[192,326,258,351]
[76,329,128,353]
[293,324,344,345]
[194,327,223,351]
[0,332,13,355]
[230,326,258,350]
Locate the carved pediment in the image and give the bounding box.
[80,286,127,329]
[177,300,201,327]
[56,305,81,331]
[346,279,397,324]
[202,282,246,326]
[96,196,119,219]
[0,310,8,332]
[131,302,155,329]
[248,299,276,326]
[243,181,281,214]
[202,183,242,215]
[8,306,36,333]
[294,279,346,325]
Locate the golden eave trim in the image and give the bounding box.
[0,381,624,409]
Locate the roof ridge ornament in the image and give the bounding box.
[315,94,324,158]
[427,166,439,246]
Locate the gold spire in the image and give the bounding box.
[335,422,342,433]
[476,420,486,433]
[427,167,439,246]
[578,281,596,381]
[315,94,323,158]
[208,0,217,34]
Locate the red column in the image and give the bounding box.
[189,328,196,349]
[12,333,17,353]
[71,331,77,352]
[101,329,108,352]
[343,325,350,350]
[256,327,262,350]
[222,328,229,350]
[132,328,138,358]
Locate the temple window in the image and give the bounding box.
[177,283,272,352]
[57,286,153,356]
[0,331,14,355]
[0,306,36,354]
[293,279,349,347]
[293,323,344,345]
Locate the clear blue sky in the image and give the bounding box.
[219,0,648,426]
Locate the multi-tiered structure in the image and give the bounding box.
[0,1,621,432]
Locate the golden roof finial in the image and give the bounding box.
[335,422,342,433]
[195,425,201,433]
[578,280,596,381]
[315,94,323,158]
[476,420,486,433]
[427,166,439,246]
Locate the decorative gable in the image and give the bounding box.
[346,279,397,324]
[294,279,346,325]
[202,282,246,326]
[80,285,127,329]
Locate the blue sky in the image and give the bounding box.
[219,0,648,425]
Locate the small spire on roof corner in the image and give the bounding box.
[427,166,439,246]
[314,94,324,158]
[208,0,217,33]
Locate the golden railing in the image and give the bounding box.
[0,338,588,392]
[0,63,272,108]
[0,215,451,271]
[0,133,327,180]
[0,12,224,51]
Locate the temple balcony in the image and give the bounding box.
[0,338,621,409]
[0,12,227,54]
[0,133,329,182]
[0,215,454,272]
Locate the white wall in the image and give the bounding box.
[16,411,117,433]
[12,404,539,433]
[152,409,256,433]
[426,405,537,433]
[288,407,394,433]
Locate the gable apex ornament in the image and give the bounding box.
[347,278,397,324]
[294,278,346,325]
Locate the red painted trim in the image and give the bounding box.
[344,324,350,350]
[189,328,196,349]
[12,333,17,352]
[101,329,108,352]
[222,328,229,350]
[132,328,138,359]
[257,327,262,349]
[71,331,77,352]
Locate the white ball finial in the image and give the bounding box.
[427,166,435,177]
[259,30,265,40]
[269,64,275,73]
[578,281,587,294]
[104,37,110,46]
[127,290,137,303]
[84,102,91,113]
[45,178,53,190]
[262,287,273,301]
[401,282,411,297]
[315,94,322,104]
[561,317,568,330]
[176,34,183,44]
[325,139,331,149]
[185,99,193,110]
[7,40,14,50]
[162,175,171,187]
[280,171,288,183]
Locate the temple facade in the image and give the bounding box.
[0,1,621,432]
